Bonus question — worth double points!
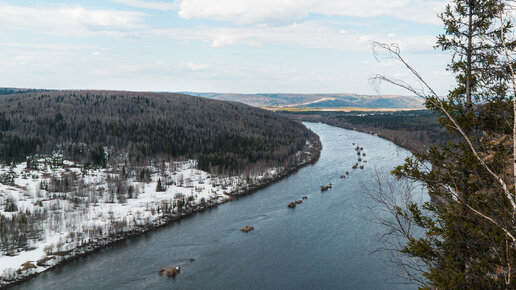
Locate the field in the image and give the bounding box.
[263,107,424,112]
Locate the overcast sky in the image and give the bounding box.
[0,0,455,95]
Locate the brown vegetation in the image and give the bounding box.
[36,256,55,267]
[240,225,254,232]
[17,261,36,274]
[159,265,181,277]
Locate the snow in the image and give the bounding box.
[0,140,318,285]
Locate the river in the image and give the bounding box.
[16,122,424,289]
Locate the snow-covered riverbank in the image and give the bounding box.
[0,139,320,287]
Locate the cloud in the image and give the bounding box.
[181,62,209,71]
[90,60,211,76]
[313,0,446,25]
[149,21,436,52]
[178,0,447,25]
[0,2,145,36]
[111,0,178,11]
[0,42,102,71]
[178,0,313,25]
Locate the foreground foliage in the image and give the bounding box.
[372,0,516,288]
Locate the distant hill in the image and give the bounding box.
[180,92,425,109]
[0,88,50,95]
[0,90,316,173]
[1,88,424,109]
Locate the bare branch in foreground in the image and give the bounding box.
[370,41,516,213]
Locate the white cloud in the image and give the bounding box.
[181,62,209,71]
[179,0,313,25]
[0,1,452,94]
[111,0,178,11]
[178,0,447,25]
[0,42,101,70]
[313,0,446,25]
[210,35,237,48]
[0,2,145,36]
[91,60,211,76]
[149,21,436,52]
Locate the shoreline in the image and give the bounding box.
[323,121,418,153]
[3,137,322,288]
[286,114,424,154]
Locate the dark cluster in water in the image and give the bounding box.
[329,142,369,192]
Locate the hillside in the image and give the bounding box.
[0,90,322,285]
[181,92,425,109]
[0,90,316,173]
[0,88,49,95]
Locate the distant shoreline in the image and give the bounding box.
[263,107,423,113]
[281,110,443,154]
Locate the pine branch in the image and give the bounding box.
[371,41,516,212]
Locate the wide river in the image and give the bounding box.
[17,123,424,289]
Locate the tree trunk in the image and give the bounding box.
[499,5,516,203]
[466,0,474,107]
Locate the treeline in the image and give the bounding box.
[280,110,455,153]
[0,88,48,95]
[0,90,316,173]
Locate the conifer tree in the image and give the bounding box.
[436,0,511,107]
[370,0,516,287]
[156,178,165,192]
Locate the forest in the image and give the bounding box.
[0,90,316,174]
[0,90,321,283]
[280,110,456,153]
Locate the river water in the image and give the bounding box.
[17,123,423,290]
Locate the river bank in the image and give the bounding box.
[279,110,453,154]
[16,122,420,290]
[1,136,321,288]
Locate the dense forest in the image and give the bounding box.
[0,90,316,173]
[280,110,455,153]
[0,88,48,95]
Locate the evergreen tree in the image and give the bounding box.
[436,0,511,107]
[156,178,165,192]
[371,0,516,287]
